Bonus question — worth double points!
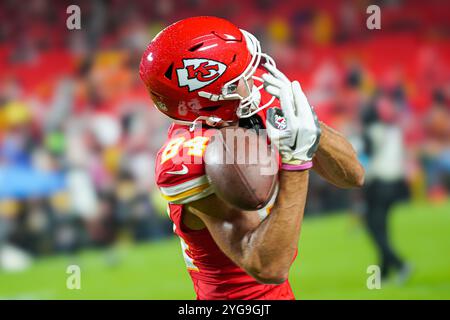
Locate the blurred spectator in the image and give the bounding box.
[422,92,450,200]
[361,91,411,281]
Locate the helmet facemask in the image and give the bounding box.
[196,30,276,126]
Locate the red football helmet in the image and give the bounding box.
[139,16,275,127]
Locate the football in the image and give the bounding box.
[204,126,279,211]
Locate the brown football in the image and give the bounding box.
[204,126,279,211]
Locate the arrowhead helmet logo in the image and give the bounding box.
[176,59,227,92]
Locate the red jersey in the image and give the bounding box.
[154,69,296,300]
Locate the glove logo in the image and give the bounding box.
[267,107,287,130]
[177,59,227,92]
[274,114,287,130]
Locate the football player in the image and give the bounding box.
[140,16,364,300]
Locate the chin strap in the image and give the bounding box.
[188,116,225,131]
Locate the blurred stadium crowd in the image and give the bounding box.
[0,0,449,265]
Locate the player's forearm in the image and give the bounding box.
[241,170,308,284]
[313,122,365,188]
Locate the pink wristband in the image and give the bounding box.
[281,161,313,171]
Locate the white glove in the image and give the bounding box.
[262,63,321,165]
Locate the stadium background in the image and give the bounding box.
[0,0,449,299]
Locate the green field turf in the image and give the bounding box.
[0,200,449,299]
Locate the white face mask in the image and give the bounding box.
[178,30,276,129]
[236,85,261,118]
[197,30,275,118]
[251,85,262,110]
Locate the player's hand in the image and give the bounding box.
[262,63,321,166]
